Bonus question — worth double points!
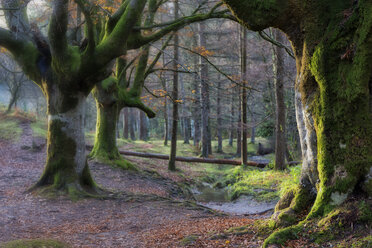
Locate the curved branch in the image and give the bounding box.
[172,44,258,91]
[131,9,235,48]
[48,0,69,62]
[0,27,41,83]
[93,0,147,70]
[259,31,294,59]
[75,0,96,54]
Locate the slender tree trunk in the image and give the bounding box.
[180,72,190,144]
[139,110,148,141]
[184,117,191,144]
[193,61,201,147]
[129,108,136,141]
[217,78,223,153]
[199,21,211,158]
[273,29,287,170]
[241,27,248,165]
[250,112,255,144]
[229,87,235,147]
[168,0,179,171]
[236,87,242,157]
[123,108,129,139]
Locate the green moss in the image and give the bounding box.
[305,0,372,218]
[350,235,372,248]
[227,165,300,202]
[263,223,303,248]
[1,239,69,248]
[223,0,289,31]
[358,201,372,224]
[34,118,98,196]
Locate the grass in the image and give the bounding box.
[0,117,22,141]
[30,120,47,138]
[224,165,301,202]
[0,239,69,248]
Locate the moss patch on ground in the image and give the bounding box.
[0,239,69,248]
[223,165,301,202]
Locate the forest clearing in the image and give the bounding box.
[1,0,372,247]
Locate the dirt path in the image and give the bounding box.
[0,123,267,247]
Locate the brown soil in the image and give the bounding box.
[0,122,266,247]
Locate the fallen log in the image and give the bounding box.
[86,145,301,168]
[86,145,267,168]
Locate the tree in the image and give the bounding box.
[224,0,372,245]
[199,21,212,158]
[88,0,234,166]
[272,29,286,170]
[240,26,248,165]
[0,0,231,196]
[168,0,180,172]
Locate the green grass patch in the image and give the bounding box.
[0,239,69,248]
[31,120,47,138]
[0,118,22,141]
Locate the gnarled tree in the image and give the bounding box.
[0,0,232,195]
[223,0,372,245]
[89,0,236,166]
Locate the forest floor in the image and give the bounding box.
[0,115,271,248]
[1,113,371,248]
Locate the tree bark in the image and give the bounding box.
[168,0,179,171]
[224,0,372,230]
[273,29,287,170]
[139,110,148,141]
[199,21,211,158]
[123,108,129,139]
[236,86,242,157]
[90,100,120,161]
[35,90,97,194]
[216,77,223,153]
[129,108,136,141]
[229,87,235,147]
[241,27,248,165]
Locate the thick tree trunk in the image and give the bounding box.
[273,29,287,170]
[90,100,120,161]
[35,91,97,194]
[224,0,372,234]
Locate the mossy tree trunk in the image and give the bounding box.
[224,0,372,223]
[35,86,98,195]
[90,81,121,162]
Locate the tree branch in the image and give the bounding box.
[93,0,147,70]
[48,0,69,63]
[131,8,234,49]
[75,0,96,54]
